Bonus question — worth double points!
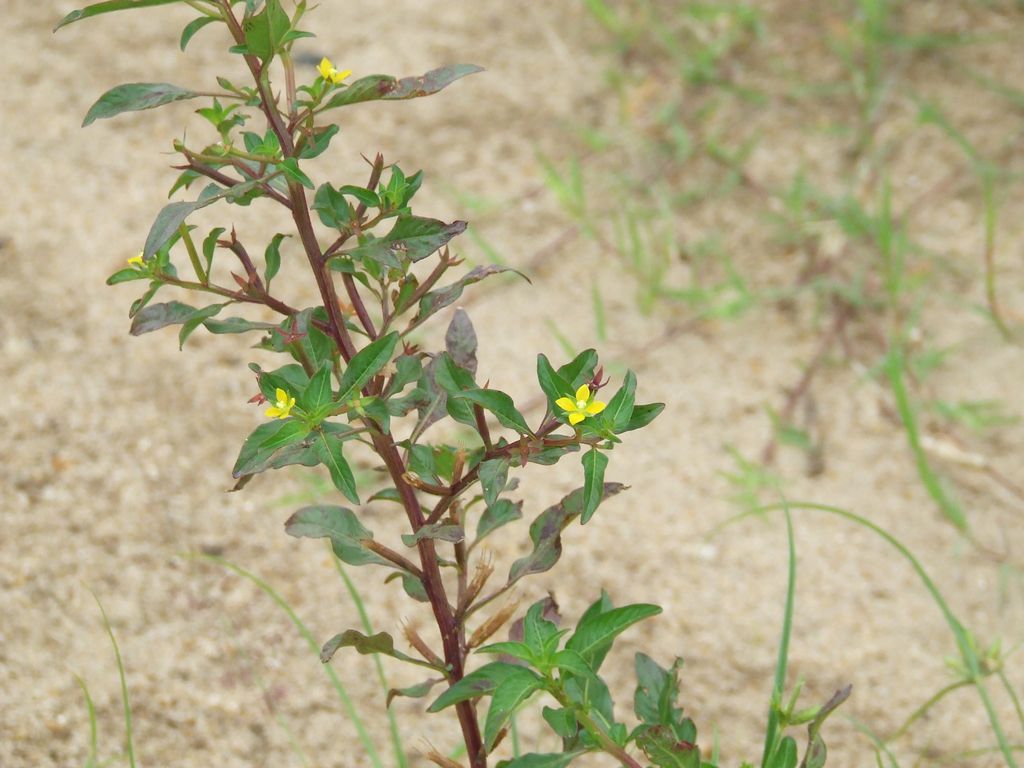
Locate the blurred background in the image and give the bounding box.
[2,1,1023,766]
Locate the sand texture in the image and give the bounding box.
[2,2,1023,767]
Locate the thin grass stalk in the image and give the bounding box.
[199,555,384,768]
[330,550,408,768]
[885,347,968,532]
[997,670,1024,735]
[744,501,1018,768]
[90,592,136,768]
[759,503,797,766]
[73,673,100,768]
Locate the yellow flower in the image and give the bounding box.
[265,388,296,420]
[555,384,606,426]
[127,252,145,268]
[318,57,352,86]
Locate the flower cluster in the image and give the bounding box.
[265,388,295,419]
[317,57,352,86]
[556,384,606,426]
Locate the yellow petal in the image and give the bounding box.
[318,57,333,80]
[333,68,352,84]
[265,406,282,418]
[555,397,576,412]
[586,400,606,415]
[274,388,288,403]
[568,412,585,426]
[575,384,591,402]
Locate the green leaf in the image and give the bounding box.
[323,64,484,110]
[401,524,465,547]
[83,82,200,126]
[107,267,148,285]
[497,752,584,768]
[129,300,196,335]
[284,505,386,567]
[565,603,662,671]
[521,599,562,655]
[251,362,309,402]
[232,420,300,477]
[315,432,359,503]
[507,483,626,584]
[636,726,701,768]
[178,302,227,348]
[55,0,183,31]
[634,653,685,727]
[298,124,339,160]
[434,352,476,393]
[389,355,423,396]
[345,216,467,266]
[802,686,852,768]
[478,457,510,507]
[580,448,608,524]
[541,707,580,740]
[263,233,287,284]
[476,498,523,542]
[484,669,544,749]
[418,264,525,321]
[279,157,314,189]
[313,184,353,229]
[451,389,532,434]
[235,438,318,484]
[551,649,593,679]
[428,662,524,713]
[180,15,217,50]
[337,333,399,403]
[144,182,258,259]
[259,420,310,451]
[338,184,379,207]
[445,308,478,373]
[557,349,599,389]
[621,402,665,433]
[319,629,431,667]
[204,316,276,334]
[241,0,290,60]
[537,354,572,407]
[475,641,535,663]
[387,678,444,708]
[603,372,637,433]
[202,226,224,275]
[397,571,430,602]
[300,364,333,412]
[766,735,798,768]
[563,672,615,735]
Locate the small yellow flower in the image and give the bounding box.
[555,384,606,426]
[318,57,352,86]
[127,252,146,268]
[265,388,296,420]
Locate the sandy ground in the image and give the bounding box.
[2,2,1023,767]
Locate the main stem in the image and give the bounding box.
[372,433,486,768]
[218,7,486,761]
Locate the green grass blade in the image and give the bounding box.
[72,673,100,768]
[759,502,797,767]
[331,550,408,768]
[886,680,972,741]
[885,347,968,532]
[89,591,137,768]
[998,670,1024,734]
[723,501,1017,767]
[198,555,384,768]
[846,715,902,767]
